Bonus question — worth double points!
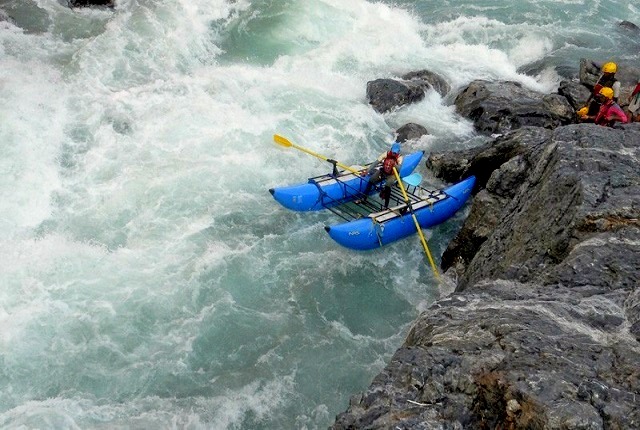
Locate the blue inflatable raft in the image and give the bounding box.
[324,176,476,250]
[269,151,424,211]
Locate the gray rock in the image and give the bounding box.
[426,126,552,189]
[440,189,506,276]
[396,123,429,143]
[579,58,602,89]
[402,70,451,97]
[367,78,425,114]
[366,70,450,114]
[331,123,640,429]
[454,80,574,135]
[558,79,592,110]
[458,124,640,289]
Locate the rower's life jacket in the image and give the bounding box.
[382,151,399,174]
[593,74,618,96]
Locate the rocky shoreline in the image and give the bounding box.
[332,58,640,428]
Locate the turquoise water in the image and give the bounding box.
[1,0,638,428]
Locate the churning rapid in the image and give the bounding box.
[1,0,638,428]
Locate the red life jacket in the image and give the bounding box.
[382,151,399,174]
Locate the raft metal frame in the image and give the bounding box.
[307,171,449,223]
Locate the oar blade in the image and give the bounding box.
[273,134,292,147]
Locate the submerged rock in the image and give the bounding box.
[396,123,429,143]
[619,20,640,34]
[331,124,640,429]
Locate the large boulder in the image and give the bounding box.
[366,70,449,114]
[454,80,574,135]
[426,126,552,189]
[427,126,553,275]
[455,124,640,289]
[366,78,425,114]
[331,123,640,429]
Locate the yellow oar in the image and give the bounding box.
[392,166,441,280]
[273,134,361,175]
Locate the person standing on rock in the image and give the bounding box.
[594,87,628,127]
[627,78,640,122]
[358,142,403,208]
[578,62,621,121]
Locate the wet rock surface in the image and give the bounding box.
[366,69,449,114]
[453,80,575,135]
[331,124,640,429]
[366,78,426,114]
[396,123,429,143]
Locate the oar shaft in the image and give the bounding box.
[392,167,441,280]
[273,134,360,175]
[291,143,359,174]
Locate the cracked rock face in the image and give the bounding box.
[332,124,640,429]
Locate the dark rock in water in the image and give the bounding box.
[366,78,425,114]
[332,124,640,429]
[619,20,640,33]
[454,80,574,135]
[401,70,451,97]
[396,123,428,143]
[367,69,450,114]
[558,79,591,110]
[69,0,114,8]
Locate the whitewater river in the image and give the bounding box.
[1,0,638,428]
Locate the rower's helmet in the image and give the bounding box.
[602,62,617,74]
[391,142,401,155]
[599,87,614,100]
